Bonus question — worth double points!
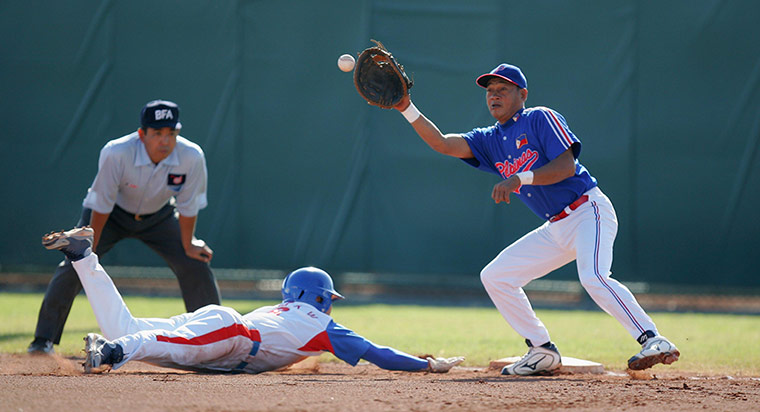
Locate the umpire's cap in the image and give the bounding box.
[476,63,527,89]
[141,100,182,130]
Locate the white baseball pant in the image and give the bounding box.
[480,187,657,346]
[72,254,255,371]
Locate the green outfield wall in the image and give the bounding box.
[2,1,759,287]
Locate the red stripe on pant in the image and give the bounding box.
[157,323,261,345]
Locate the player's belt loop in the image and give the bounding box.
[234,340,261,370]
[549,195,589,223]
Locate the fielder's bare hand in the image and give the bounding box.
[427,356,465,373]
[185,238,213,263]
[492,176,521,204]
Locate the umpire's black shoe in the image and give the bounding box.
[27,337,55,354]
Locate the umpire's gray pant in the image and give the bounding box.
[33,203,221,344]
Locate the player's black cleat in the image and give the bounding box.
[41,227,94,261]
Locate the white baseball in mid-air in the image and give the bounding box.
[337,54,355,72]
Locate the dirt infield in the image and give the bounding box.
[1,354,758,411]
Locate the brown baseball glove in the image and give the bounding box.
[353,39,413,109]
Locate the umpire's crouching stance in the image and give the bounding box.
[29,100,221,354]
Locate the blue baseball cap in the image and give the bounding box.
[476,63,527,89]
[140,100,182,130]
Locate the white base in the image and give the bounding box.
[490,356,605,374]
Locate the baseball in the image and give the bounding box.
[337,54,355,72]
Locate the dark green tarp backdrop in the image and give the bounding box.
[2,1,758,287]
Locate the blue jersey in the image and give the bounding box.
[462,107,597,219]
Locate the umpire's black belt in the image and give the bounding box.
[113,204,169,221]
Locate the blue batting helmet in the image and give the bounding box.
[281,267,344,313]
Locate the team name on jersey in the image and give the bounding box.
[154,109,174,120]
[270,302,319,319]
[495,148,538,179]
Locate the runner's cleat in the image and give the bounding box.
[42,227,94,261]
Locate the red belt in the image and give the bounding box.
[549,195,589,223]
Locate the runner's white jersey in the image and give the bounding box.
[240,301,370,373]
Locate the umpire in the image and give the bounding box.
[28,99,221,354]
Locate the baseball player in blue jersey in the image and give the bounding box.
[28,100,221,354]
[392,63,679,375]
[40,227,464,374]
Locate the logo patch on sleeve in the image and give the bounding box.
[168,174,186,186]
